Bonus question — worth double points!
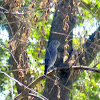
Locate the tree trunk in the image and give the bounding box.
[43,0,76,100]
[3,0,100,100]
[43,0,100,100]
[3,1,31,99]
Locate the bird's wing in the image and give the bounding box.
[45,46,56,63]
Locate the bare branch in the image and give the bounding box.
[0,70,48,100]
[79,1,100,19]
[14,65,100,99]
[29,65,100,89]
[78,26,100,66]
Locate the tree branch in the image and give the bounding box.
[78,26,100,66]
[29,65,100,89]
[14,65,100,99]
[79,1,100,19]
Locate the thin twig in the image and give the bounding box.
[0,70,48,100]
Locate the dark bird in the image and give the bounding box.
[44,40,60,74]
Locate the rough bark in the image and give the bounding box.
[43,0,100,100]
[79,26,100,66]
[2,0,100,100]
[3,1,31,100]
[43,0,76,100]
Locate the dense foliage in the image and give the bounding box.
[0,0,100,99]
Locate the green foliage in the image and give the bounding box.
[0,1,3,6]
[70,70,100,100]
[0,0,100,99]
[0,38,13,97]
[72,0,100,99]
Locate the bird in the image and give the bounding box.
[44,40,60,74]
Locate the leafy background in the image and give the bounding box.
[0,0,100,99]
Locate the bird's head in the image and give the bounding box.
[49,40,60,48]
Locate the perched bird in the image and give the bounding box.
[44,40,60,74]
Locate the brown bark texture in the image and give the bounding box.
[2,0,100,100]
[43,0,100,100]
[3,1,31,100]
[43,0,76,100]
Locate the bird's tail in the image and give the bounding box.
[44,65,48,75]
